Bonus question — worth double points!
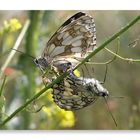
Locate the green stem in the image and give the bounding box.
[20,11,43,129]
[0,72,67,128]
[0,14,140,128]
[105,48,140,62]
[74,15,140,70]
[0,75,7,97]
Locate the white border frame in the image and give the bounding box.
[0,0,140,139]
[0,0,139,10]
[1,131,140,140]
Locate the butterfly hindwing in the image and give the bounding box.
[52,76,98,110]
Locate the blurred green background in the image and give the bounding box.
[0,11,140,130]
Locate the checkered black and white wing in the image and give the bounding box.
[42,12,96,62]
[52,76,98,110]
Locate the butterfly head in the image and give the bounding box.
[86,78,109,97]
[34,57,49,71]
[94,80,109,97]
[53,60,72,73]
[97,89,109,97]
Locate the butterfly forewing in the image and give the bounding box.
[42,12,96,63]
[35,12,97,84]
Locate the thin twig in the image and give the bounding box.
[0,15,140,128]
[0,75,7,97]
[0,20,30,78]
[74,15,140,70]
[105,47,140,62]
[84,45,119,65]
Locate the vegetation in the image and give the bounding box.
[0,11,140,129]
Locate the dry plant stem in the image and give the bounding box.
[0,15,140,128]
[0,20,30,78]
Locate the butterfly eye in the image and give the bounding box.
[67,62,72,66]
[34,59,39,66]
[99,92,108,97]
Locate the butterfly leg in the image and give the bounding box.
[42,76,51,86]
[100,64,108,84]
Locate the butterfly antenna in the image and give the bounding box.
[109,96,125,99]
[81,67,86,84]
[91,67,94,74]
[104,97,117,127]
[84,64,91,78]
[11,48,35,59]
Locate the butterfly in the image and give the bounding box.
[34,12,96,79]
[52,74,109,110]
[52,74,118,127]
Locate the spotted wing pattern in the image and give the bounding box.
[52,76,99,110]
[42,12,96,64]
[35,12,96,79]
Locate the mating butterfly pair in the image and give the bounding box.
[34,12,109,110]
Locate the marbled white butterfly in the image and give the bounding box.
[52,73,117,126]
[52,74,109,110]
[34,12,96,79]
